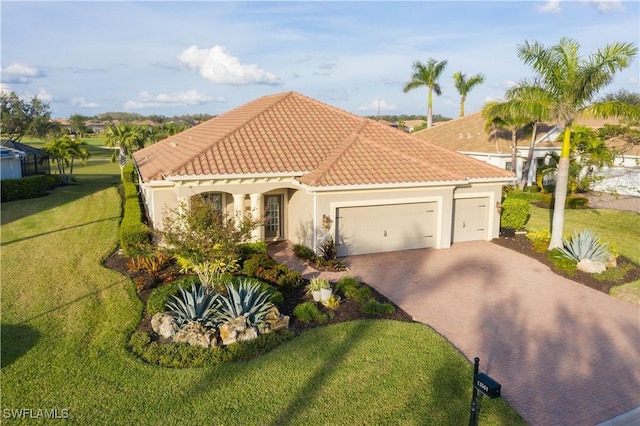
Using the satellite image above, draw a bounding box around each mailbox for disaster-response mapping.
[474,373,501,399]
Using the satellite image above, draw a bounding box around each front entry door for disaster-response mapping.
[264,194,283,239]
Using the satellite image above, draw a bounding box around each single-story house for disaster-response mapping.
[133,92,515,256]
[1,140,51,177]
[0,145,25,180]
[412,111,560,186]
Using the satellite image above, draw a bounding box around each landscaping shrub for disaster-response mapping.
[293,302,328,324]
[242,253,302,290]
[526,228,551,252]
[293,244,316,262]
[319,236,338,261]
[361,299,396,315]
[237,241,267,266]
[0,175,52,202]
[501,198,530,230]
[539,193,590,209]
[119,164,151,256]
[146,276,200,315]
[549,249,578,275]
[335,276,360,294]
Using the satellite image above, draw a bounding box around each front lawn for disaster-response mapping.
[0,160,524,424]
[525,203,640,304]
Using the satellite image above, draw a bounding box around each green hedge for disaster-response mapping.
[501,198,530,230]
[119,164,151,256]
[539,193,590,209]
[0,174,61,202]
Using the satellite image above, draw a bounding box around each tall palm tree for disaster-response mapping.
[403,58,448,128]
[511,37,638,249]
[453,72,485,117]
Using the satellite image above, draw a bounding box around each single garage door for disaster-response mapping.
[452,197,489,243]
[336,202,437,256]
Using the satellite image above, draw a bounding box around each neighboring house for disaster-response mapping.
[413,111,560,186]
[575,118,640,196]
[133,92,514,256]
[399,120,427,133]
[85,121,108,133]
[0,146,25,180]
[1,140,51,177]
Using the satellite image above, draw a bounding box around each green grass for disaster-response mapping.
[1,155,525,424]
[526,204,640,303]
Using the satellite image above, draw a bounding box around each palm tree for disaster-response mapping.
[66,137,90,181]
[482,101,530,179]
[403,58,448,128]
[453,72,485,117]
[511,37,638,249]
[105,123,140,177]
[483,84,552,189]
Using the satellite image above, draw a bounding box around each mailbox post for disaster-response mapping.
[469,357,501,426]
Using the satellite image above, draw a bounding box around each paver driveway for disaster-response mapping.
[342,241,640,426]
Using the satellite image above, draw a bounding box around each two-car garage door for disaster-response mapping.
[336,202,437,257]
[334,197,491,257]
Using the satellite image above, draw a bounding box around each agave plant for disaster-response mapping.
[555,229,610,263]
[165,284,220,328]
[214,279,274,327]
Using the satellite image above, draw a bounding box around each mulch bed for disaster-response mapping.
[102,250,415,338]
[492,232,640,294]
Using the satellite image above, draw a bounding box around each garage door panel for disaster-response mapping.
[453,198,489,243]
[336,202,436,256]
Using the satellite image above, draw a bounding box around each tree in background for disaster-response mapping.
[511,37,638,249]
[1,90,54,141]
[403,58,448,128]
[43,135,89,184]
[69,114,89,138]
[452,72,485,117]
[105,123,149,176]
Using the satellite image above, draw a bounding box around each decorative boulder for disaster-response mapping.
[605,254,617,269]
[172,322,218,348]
[577,259,607,274]
[151,313,179,338]
[219,316,258,345]
[259,307,290,334]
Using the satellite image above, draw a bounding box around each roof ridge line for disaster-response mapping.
[156,92,295,177]
[309,119,370,177]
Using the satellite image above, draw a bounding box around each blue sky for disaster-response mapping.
[2,1,639,119]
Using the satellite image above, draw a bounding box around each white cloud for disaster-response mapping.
[0,83,12,94]
[72,97,99,108]
[25,89,53,102]
[539,0,561,13]
[503,80,518,89]
[357,99,397,112]
[539,0,623,13]
[177,45,283,85]
[1,63,43,84]
[587,0,623,13]
[124,90,225,109]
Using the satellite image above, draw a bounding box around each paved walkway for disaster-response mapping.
[267,241,640,426]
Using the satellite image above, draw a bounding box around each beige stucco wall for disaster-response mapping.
[139,177,505,252]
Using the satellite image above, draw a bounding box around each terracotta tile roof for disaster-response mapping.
[413,111,558,153]
[133,92,515,186]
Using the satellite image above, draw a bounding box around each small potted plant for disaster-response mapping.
[319,279,332,302]
[306,277,324,302]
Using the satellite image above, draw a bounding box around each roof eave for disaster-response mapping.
[294,179,469,193]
